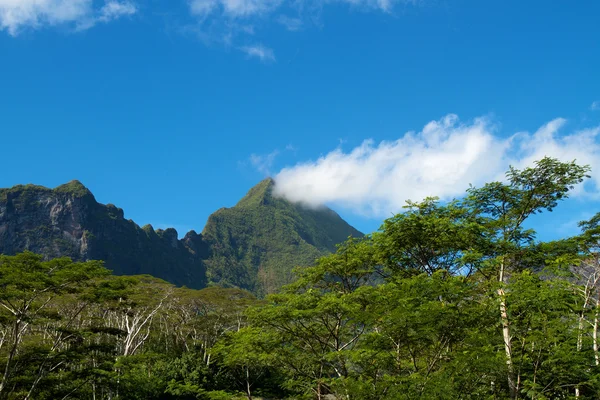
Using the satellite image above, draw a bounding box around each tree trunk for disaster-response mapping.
[595,296,600,367]
[245,366,253,400]
[498,259,517,399]
[499,289,516,398]
[576,309,587,398]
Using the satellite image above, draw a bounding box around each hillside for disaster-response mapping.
[0,181,208,288]
[202,178,362,295]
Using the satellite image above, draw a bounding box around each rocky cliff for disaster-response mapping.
[0,180,208,288]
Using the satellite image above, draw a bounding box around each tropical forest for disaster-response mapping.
[2,158,600,399]
[2,1,599,398]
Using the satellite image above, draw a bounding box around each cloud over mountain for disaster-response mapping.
[273,114,600,217]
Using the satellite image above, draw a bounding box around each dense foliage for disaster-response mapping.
[2,158,600,399]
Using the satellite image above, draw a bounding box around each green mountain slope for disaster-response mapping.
[202,178,363,295]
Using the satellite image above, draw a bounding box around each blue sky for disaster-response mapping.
[1,0,599,240]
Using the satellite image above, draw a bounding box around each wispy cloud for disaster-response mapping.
[98,1,137,23]
[249,144,298,175]
[250,150,280,175]
[240,43,276,61]
[271,114,600,217]
[188,0,419,20]
[591,101,600,111]
[186,0,419,57]
[0,0,137,35]
[189,0,282,18]
[277,15,302,31]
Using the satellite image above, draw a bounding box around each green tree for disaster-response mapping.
[463,157,590,398]
[213,327,278,400]
[247,238,378,399]
[361,271,499,399]
[0,252,109,399]
[374,197,475,277]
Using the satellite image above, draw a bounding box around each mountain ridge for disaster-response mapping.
[0,180,208,288]
[0,178,362,295]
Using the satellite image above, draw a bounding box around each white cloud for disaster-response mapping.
[0,0,136,35]
[98,1,136,22]
[0,0,90,34]
[240,43,275,61]
[591,101,600,111]
[507,119,600,196]
[272,114,600,217]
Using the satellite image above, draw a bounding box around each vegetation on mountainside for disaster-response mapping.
[53,180,95,197]
[2,158,600,399]
[1,178,361,296]
[202,178,362,295]
[0,180,93,203]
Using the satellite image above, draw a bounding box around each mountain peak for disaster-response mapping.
[236,178,275,208]
[202,178,362,295]
[53,180,94,198]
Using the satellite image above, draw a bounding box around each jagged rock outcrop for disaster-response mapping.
[0,180,208,288]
